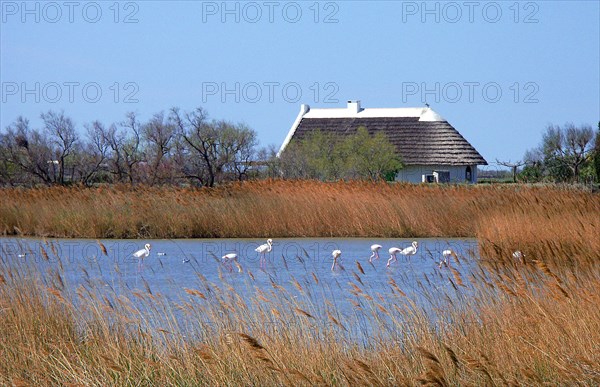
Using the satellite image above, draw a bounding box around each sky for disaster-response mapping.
[1,0,599,169]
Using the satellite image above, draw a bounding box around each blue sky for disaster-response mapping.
[1,0,599,167]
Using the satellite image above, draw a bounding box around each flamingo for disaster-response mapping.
[387,241,418,267]
[222,253,241,272]
[133,243,151,269]
[255,238,273,268]
[387,247,402,267]
[157,252,167,256]
[512,250,525,263]
[331,249,342,271]
[439,249,454,269]
[369,244,382,263]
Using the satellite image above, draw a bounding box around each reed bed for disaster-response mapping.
[1,180,598,267]
[1,240,599,386]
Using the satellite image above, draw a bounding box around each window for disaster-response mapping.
[465,166,472,182]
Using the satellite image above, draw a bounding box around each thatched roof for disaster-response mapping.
[279,102,488,166]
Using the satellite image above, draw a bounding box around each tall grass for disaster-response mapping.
[1,180,598,267]
[1,240,599,385]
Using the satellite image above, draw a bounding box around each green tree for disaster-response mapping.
[519,148,541,182]
[541,123,595,182]
[279,128,402,181]
[342,127,402,180]
[522,123,595,183]
[301,130,343,180]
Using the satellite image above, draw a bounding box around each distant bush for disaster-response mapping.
[278,127,402,181]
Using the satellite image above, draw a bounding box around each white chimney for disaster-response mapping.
[347,100,362,114]
[300,103,310,115]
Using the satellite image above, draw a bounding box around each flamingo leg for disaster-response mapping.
[260,253,266,269]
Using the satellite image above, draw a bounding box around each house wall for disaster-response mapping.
[395,165,479,184]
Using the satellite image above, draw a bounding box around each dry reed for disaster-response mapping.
[0,180,599,384]
[1,238,599,385]
[1,181,598,268]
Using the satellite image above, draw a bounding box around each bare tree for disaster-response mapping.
[41,111,79,184]
[170,107,260,186]
[142,112,177,185]
[496,159,527,183]
[0,116,56,185]
[110,112,145,184]
[216,121,258,181]
[75,120,111,185]
[100,123,127,183]
[170,107,216,186]
[542,123,595,181]
[1,107,265,187]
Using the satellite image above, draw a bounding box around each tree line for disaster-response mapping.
[0,108,401,187]
[519,123,600,184]
[0,108,273,187]
[2,109,597,187]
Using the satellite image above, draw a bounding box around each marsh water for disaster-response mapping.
[1,237,481,344]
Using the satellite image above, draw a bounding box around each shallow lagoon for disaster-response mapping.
[1,237,481,344]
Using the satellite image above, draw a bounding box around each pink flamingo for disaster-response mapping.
[133,243,151,270]
[331,249,342,271]
[369,244,382,263]
[387,241,418,267]
[439,249,454,268]
[222,253,241,272]
[255,239,273,269]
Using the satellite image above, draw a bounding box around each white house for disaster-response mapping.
[277,100,488,183]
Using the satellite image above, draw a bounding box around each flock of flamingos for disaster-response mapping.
[132,239,481,272]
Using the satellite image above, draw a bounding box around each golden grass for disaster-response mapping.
[1,180,598,267]
[1,181,599,385]
[1,242,599,385]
